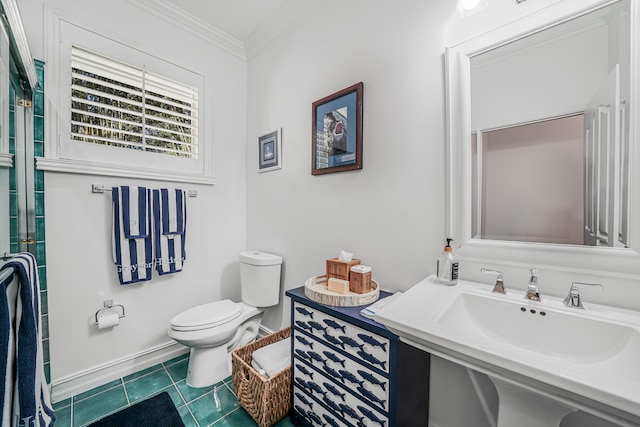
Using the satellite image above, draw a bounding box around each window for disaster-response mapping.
[71,46,198,159]
[42,19,211,183]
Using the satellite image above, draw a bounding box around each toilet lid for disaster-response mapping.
[171,299,241,331]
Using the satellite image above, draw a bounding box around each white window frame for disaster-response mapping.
[39,13,214,185]
[70,46,199,160]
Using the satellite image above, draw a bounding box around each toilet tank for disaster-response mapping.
[239,251,283,307]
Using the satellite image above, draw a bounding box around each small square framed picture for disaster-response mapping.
[258,129,282,173]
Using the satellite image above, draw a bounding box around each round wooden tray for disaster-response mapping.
[304,275,380,307]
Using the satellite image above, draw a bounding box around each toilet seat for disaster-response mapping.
[170,299,241,332]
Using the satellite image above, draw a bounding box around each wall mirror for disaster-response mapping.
[446,0,640,275]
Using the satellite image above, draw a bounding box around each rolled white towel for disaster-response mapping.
[250,360,267,378]
[251,338,291,378]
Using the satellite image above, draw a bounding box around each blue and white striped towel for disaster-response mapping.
[160,188,185,236]
[112,186,154,285]
[153,188,187,275]
[121,185,150,239]
[0,253,55,426]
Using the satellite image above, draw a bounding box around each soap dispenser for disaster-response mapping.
[436,238,459,286]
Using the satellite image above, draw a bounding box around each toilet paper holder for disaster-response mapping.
[94,300,126,325]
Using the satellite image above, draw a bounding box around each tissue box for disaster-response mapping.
[326,258,361,281]
[350,265,372,294]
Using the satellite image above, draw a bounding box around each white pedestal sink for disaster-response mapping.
[490,377,576,427]
[375,276,640,426]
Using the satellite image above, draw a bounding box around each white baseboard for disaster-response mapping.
[258,324,273,338]
[50,341,189,403]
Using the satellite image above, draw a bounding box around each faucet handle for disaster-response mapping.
[526,268,541,301]
[563,282,603,309]
[481,268,506,294]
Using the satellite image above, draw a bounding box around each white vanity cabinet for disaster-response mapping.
[286,286,430,427]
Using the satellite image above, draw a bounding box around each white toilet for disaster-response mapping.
[168,251,282,388]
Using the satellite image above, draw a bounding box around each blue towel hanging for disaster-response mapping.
[112,186,153,285]
[160,188,185,235]
[153,189,187,275]
[0,253,55,426]
[121,185,150,239]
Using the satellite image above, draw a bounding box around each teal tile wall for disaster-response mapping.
[8,84,17,254]
[8,60,50,381]
[34,60,49,381]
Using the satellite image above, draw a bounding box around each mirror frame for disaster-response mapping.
[445,0,640,278]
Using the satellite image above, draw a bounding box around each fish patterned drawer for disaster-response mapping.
[294,301,390,373]
[293,368,389,427]
[288,286,431,427]
[293,331,389,412]
[293,386,350,427]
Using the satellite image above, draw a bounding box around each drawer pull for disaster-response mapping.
[339,335,363,350]
[296,363,314,380]
[295,392,314,410]
[322,366,345,383]
[322,411,341,427]
[295,335,314,349]
[357,369,387,391]
[323,381,346,401]
[295,306,315,318]
[295,320,313,333]
[358,405,387,426]
[322,319,346,333]
[339,369,364,386]
[358,385,386,408]
[322,333,344,348]
[358,333,387,352]
[358,350,387,370]
[322,350,346,367]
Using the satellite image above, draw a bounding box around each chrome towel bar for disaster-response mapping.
[91,184,198,198]
[1,252,19,261]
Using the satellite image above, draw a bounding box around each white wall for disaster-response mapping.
[245,0,612,331]
[20,0,248,400]
[246,0,450,331]
[17,0,634,424]
[246,1,624,426]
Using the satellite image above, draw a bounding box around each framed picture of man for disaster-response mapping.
[311,82,363,175]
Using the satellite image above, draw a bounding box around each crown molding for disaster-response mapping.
[124,0,246,61]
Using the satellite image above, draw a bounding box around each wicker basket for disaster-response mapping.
[231,327,292,427]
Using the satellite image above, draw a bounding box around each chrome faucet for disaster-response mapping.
[525,269,540,301]
[481,268,505,294]
[563,282,603,309]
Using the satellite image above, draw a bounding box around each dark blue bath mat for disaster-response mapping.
[89,391,184,427]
